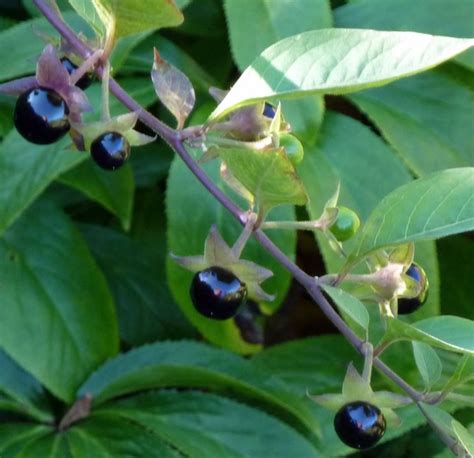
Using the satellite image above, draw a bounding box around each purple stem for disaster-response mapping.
[33,0,450,440]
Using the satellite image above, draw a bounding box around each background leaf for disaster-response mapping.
[210,29,474,119]
[0,200,118,402]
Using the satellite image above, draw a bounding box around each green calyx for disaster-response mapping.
[330,206,361,242]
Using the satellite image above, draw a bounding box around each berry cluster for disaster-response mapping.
[12,50,131,171]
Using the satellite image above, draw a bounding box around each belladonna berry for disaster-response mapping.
[334,401,386,450]
[190,266,247,320]
[398,263,429,315]
[330,207,361,242]
[14,87,70,144]
[279,133,304,166]
[61,57,94,90]
[90,132,131,171]
[263,102,276,118]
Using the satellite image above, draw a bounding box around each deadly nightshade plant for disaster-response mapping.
[0,1,473,456]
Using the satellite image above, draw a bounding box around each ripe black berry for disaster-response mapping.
[398,263,429,315]
[263,102,276,118]
[90,132,131,171]
[14,87,70,145]
[190,266,247,320]
[61,57,94,90]
[334,401,386,450]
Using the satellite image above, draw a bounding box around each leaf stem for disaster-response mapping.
[231,213,258,259]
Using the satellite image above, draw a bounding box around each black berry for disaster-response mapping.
[90,132,131,171]
[61,57,94,90]
[14,87,70,145]
[334,401,386,450]
[263,102,276,118]
[398,263,429,315]
[190,266,247,320]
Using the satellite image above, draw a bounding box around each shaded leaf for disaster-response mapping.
[210,29,474,120]
[412,341,442,390]
[152,48,195,129]
[0,201,118,402]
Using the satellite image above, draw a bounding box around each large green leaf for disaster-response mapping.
[0,201,118,402]
[0,12,90,82]
[80,224,194,346]
[166,151,295,353]
[59,161,135,231]
[412,341,442,390]
[350,64,474,177]
[218,146,308,213]
[0,424,51,457]
[224,0,332,70]
[95,391,320,457]
[16,434,71,458]
[353,168,474,260]
[210,29,474,120]
[382,316,474,355]
[69,0,184,39]
[0,132,83,236]
[0,350,52,422]
[334,0,474,70]
[78,340,320,437]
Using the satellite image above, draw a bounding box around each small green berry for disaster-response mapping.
[330,207,360,242]
[279,133,304,166]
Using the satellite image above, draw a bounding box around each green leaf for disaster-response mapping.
[218,145,308,213]
[77,0,184,39]
[224,0,332,70]
[442,355,474,394]
[95,391,320,457]
[353,168,474,260]
[0,349,52,422]
[16,434,73,458]
[0,12,91,82]
[66,415,182,457]
[80,224,195,345]
[166,152,295,353]
[209,29,474,120]
[0,424,51,457]
[320,285,369,338]
[452,420,474,456]
[78,340,320,438]
[350,64,474,177]
[0,201,118,402]
[382,316,474,355]
[59,161,135,231]
[334,0,474,70]
[0,132,83,236]
[412,342,442,390]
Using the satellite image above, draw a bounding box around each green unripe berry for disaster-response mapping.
[330,207,360,242]
[279,133,304,166]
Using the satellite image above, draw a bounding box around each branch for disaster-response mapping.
[33,0,439,433]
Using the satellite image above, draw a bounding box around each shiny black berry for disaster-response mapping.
[14,87,70,145]
[263,102,276,118]
[190,266,247,320]
[61,57,94,90]
[90,132,131,171]
[398,263,429,315]
[334,401,386,450]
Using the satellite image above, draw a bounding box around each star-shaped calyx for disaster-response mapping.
[310,363,411,427]
[171,225,275,303]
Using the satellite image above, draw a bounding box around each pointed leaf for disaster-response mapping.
[321,284,369,338]
[78,340,320,437]
[152,48,195,129]
[382,316,474,355]
[218,146,308,213]
[95,391,320,457]
[210,29,474,120]
[353,168,474,261]
[412,341,442,389]
[0,201,118,402]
